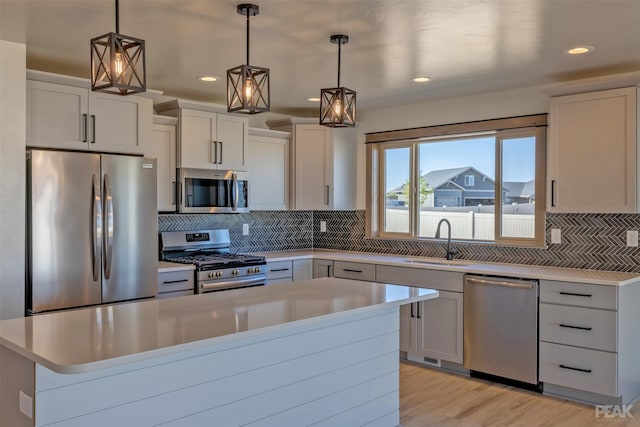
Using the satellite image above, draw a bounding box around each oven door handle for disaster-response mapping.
[200,276,265,292]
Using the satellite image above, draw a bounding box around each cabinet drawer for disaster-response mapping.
[376,265,463,292]
[266,261,293,280]
[540,280,617,310]
[333,261,376,281]
[540,303,617,352]
[157,270,194,293]
[540,342,617,397]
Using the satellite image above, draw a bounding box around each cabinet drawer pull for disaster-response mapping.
[343,268,363,273]
[559,291,592,298]
[551,180,556,207]
[416,302,421,319]
[270,268,290,272]
[559,323,592,331]
[410,303,415,318]
[559,364,592,374]
[91,115,96,143]
[162,279,190,284]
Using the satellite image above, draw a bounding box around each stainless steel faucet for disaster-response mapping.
[435,218,458,260]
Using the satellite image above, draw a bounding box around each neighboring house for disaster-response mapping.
[503,179,536,204]
[388,166,507,207]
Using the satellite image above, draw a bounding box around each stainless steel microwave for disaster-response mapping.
[178,168,249,213]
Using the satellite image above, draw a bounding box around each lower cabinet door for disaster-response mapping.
[418,290,463,364]
[540,341,617,396]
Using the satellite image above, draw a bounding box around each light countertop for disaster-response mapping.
[0,278,437,374]
[259,249,640,286]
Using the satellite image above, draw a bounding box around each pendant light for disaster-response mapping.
[90,0,146,95]
[320,34,356,127]
[227,3,270,114]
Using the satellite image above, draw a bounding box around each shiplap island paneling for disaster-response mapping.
[0,278,437,427]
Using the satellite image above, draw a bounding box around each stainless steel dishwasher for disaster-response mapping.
[463,274,541,390]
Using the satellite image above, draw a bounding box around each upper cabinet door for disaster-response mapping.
[27,80,89,150]
[295,124,331,210]
[247,132,289,210]
[27,78,150,155]
[179,109,217,169]
[148,122,177,212]
[548,87,638,213]
[90,92,150,155]
[216,114,248,171]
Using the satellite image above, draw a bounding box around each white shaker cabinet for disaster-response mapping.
[247,128,290,210]
[266,119,356,210]
[313,259,334,278]
[26,76,151,155]
[548,87,639,212]
[155,100,248,171]
[376,265,464,365]
[147,116,177,212]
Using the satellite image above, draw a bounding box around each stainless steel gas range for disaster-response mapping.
[160,229,266,293]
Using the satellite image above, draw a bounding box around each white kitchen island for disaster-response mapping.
[0,278,437,427]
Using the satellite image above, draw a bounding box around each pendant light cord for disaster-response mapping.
[337,41,341,87]
[115,0,119,33]
[246,9,250,65]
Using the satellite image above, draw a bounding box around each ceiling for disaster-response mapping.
[2,0,640,116]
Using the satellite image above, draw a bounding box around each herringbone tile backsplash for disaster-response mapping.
[159,211,640,272]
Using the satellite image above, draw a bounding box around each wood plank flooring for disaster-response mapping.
[400,362,640,426]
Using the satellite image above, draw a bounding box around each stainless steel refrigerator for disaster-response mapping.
[26,149,158,314]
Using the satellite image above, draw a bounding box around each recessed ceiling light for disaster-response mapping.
[412,77,431,83]
[564,46,594,55]
[198,76,218,82]
[307,97,321,102]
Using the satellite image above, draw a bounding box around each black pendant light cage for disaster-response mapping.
[320,34,356,127]
[90,0,146,95]
[227,4,270,114]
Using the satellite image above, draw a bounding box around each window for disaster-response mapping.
[368,115,546,247]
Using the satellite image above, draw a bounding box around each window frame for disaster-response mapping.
[366,116,547,247]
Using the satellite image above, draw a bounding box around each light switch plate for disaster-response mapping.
[627,230,638,247]
[242,224,249,236]
[320,221,327,232]
[551,228,561,244]
[19,391,32,419]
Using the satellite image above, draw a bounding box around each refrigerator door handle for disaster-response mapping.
[92,174,102,282]
[103,174,114,280]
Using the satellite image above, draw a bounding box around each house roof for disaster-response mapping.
[422,167,493,190]
[504,179,536,198]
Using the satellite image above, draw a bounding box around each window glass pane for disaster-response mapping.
[384,147,410,233]
[501,136,536,238]
[417,137,495,240]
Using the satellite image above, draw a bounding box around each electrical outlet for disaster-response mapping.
[320,221,327,232]
[242,223,249,236]
[627,230,638,247]
[19,391,32,419]
[551,228,561,244]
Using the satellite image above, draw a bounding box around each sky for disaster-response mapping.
[385,136,536,190]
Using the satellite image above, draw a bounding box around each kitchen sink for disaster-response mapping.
[397,258,474,268]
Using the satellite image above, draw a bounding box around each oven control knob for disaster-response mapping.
[248,268,253,273]
[216,271,223,277]
[256,267,261,273]
[232,269,239,275]
[208,272,214,278]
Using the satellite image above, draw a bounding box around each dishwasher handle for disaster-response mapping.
[465,276,535,289]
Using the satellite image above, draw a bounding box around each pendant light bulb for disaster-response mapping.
[244,78,253,100]
[114,52,124,76]
[333,99,342,116]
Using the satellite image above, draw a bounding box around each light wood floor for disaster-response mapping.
[400,362,640,427]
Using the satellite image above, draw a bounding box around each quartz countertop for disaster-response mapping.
[158,261,195,273]
[258,249,640,286]
[0,278,437,374]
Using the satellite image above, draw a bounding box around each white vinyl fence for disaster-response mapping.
[385,209,535,240]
